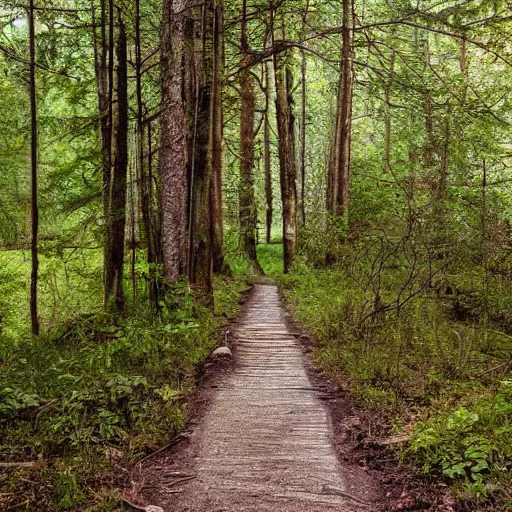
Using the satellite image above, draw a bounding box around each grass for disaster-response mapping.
[257,243,284,277]
[0,248,251,511]
[0,248,103,352]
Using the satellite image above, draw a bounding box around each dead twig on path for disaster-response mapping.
[167,475,196,487]
[134,433,190,467]
[322,485,371,505]
[159,487,183,494]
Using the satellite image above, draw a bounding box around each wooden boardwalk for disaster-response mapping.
[150,284,371,511]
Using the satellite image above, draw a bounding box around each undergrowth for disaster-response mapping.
[260,236,512,511]
[0,249,250,511]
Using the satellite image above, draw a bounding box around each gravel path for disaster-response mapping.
[136,284,374,511]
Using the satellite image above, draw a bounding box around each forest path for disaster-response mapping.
[136,284,375,511]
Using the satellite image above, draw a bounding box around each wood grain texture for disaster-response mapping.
[157,284,370,511]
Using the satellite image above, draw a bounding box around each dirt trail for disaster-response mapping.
[133,284,378,511]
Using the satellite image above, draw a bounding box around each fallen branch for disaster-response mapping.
[157,486,183,494]
[475,360,512,378]
[378,435,411,446]
[321,484,370,505]
[0,462,36,468]
[135,433,190,467]
[167,475,196,487]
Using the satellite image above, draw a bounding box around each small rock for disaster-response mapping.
[211,346,232,358]
[145,506,164,512]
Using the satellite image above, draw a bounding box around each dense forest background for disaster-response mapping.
[1,0,512,510]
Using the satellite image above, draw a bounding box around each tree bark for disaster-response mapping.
[160,0,189,282]
[299,49,306,227]
[104,13,128,311]
[147,120,162,264]
[211,1,227,274]
[263,61,273,245]
[28,0,39,335]
[103,0,115,300]
[135,0,159,308]
[272,14,298,274]
[188,0,215,307]
[239,0,263,273]
[327,0,354,218]
[92,0,115,308]
[129,130,136,302]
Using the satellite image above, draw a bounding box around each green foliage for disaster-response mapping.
[0,249,103,352]
[1,0,512,511]
[407,381,512,495]
[271,236,512,504]
[0,58,29,247]
[0,260,27,352]
[0,387,39,417]
[213,273,251,318]
[298,214,349,267]
[52,472,84,509]
[257,243,284,277]
[0,258,247,510]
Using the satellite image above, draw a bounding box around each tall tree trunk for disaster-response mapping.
[298,0,309,227]
[135,0,158,307]
[28,0,39,335]
[274,52,298,273]
[211,1,227,274]
[103,0,115,301]
[327,0,354,218]
[263,61,273,245]
[299,49,307,227]
[239,0,263,273]
[104,13,128,311]
[147,120,162,264]
[129,129,137,303]
[271,3,298,273]
[92,0,115,308]
[188,0,214,307]
[239,67,263,273]
[160,0,189,282]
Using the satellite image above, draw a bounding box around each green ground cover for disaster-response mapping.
[0,249,250,510]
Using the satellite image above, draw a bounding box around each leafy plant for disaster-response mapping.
[0,387,40,417]
[51,472,84,509]
[406,382,512,494]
